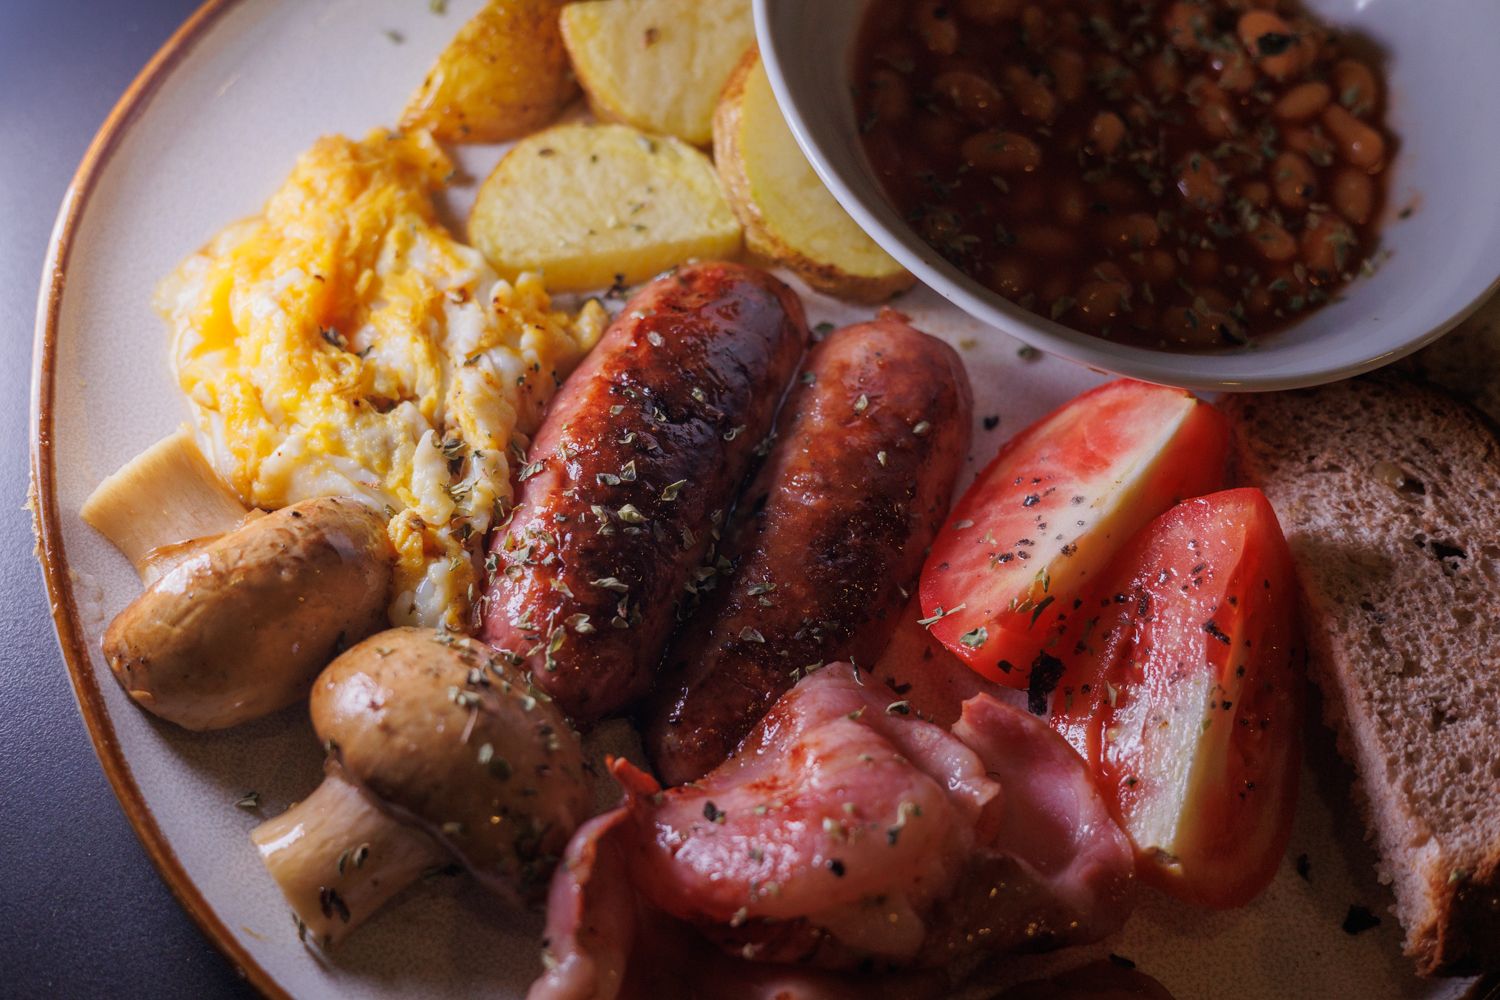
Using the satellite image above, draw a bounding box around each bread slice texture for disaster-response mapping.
[1223,374,1500,976]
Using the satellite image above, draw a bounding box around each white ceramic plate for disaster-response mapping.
[28,1,1490,997]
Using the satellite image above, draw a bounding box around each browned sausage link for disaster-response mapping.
[479,263,809,722]
[643,311,974,784]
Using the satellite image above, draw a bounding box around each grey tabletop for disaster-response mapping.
[1,2,257,997]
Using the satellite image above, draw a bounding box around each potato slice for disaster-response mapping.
[468,122,742,292]
[560,0,754,146]
[715,49,914,303]
[401,0,576,143]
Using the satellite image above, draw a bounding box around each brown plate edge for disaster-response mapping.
[21,1,1500,998]
[26,1,291,997]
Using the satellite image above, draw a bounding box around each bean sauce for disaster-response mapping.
[855,0,1394,350]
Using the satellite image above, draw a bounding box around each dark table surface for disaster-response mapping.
[1,2,257,997]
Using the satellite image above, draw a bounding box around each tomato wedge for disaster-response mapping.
[1049,488,1303,908]
[919,379,1228,691]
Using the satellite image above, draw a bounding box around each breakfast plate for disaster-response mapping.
[28,1,1496,997]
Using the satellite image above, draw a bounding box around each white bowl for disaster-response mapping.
[754,0,1500,391]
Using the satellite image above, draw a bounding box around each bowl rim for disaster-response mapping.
[751,0,1500,392]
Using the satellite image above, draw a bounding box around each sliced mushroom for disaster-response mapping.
[252,627,590,947]
[102,496,394,730]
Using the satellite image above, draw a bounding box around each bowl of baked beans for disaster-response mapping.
[754,0,1500,390]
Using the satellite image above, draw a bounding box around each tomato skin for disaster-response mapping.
[1050,488,1303,909]
[920,379,1229,690]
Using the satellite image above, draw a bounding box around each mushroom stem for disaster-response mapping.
[81,427,254,583]
[251,771,446,948]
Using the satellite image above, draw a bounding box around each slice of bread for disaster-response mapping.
[1222,374,1500,976]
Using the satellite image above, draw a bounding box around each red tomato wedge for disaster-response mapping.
[1049,488,1303,909]
[919,379,1228,692]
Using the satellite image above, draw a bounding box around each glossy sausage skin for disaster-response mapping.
[479,262,809,722]
[644,311,973,784]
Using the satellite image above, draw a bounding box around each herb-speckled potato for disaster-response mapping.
[714,48,914,303]
[560,0,755,146]
[468,122,741,291]
[401,0,576,144]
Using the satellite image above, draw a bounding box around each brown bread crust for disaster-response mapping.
[1223,373,1500,976]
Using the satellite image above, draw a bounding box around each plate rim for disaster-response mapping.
[23,2,1500,998]
[26,0,289,996]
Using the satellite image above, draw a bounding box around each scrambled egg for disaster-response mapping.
[158,130,606,629]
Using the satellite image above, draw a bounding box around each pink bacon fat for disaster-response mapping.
[532,665,1136,999]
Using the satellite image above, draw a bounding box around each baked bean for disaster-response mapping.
[961,130,1042,172]
[1272,151,1317,210]
[1216,50,1257,94]
[1092,261,1129,284]
[1177,151,1224,210]
[1331,168,1375,225]
[1334,58,1379,116]
[933,71,1007,125]
[1283,126,1336,167]
[1238,10,1305,79]
[1017,224,1077,257]
[1055,182,1089,226]
[1020,6,1055,50]
[1239,180,1271,209]
[1004,66,1058,122]
[1165,2,1211,52]
[867,69,912,126]
[1322,104,1386,172]
[1274,82,1332,123]
[1089,54,1138,97]
[1187,76,1237,138]
[1100,212,1161,249]
[1076,279,1129,326]
[988,256,1033,297]
[1088,111,1127,155]
[1247,219,1297,262]
[958,0,1024,25]
[915,1,959,55]
[1244,286,1274,316]
[1301,214,1357,278]
[1137,249,1178,284]
[1145,50,1183,95]
[1048,48,1088,102]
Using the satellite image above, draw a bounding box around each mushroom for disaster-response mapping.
[87,429,395,730]
[81,427,258,584]
[101,495,394,730]
[252,627,590,947]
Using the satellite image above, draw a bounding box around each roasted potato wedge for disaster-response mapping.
[401,0,576,143]
[714,49,914,303]
[560,0,754,146]
[468,122,742,292]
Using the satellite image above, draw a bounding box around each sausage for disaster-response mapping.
[643,311,973,784]
[479,262,809,722]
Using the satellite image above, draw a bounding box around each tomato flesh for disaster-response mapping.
[1050,488,1303,908]
[920,379,1228,689]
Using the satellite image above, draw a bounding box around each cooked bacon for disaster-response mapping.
[925,694,1136,962]
[532,665,1135,998]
